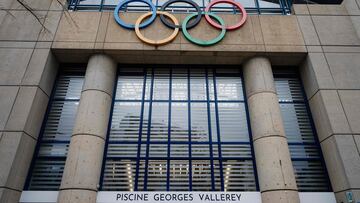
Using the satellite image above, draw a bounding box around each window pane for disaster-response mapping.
[171,144,188,157]
[116,76,144,100]
[190,69,207,100]
[147,160,167,191]
[78,0,101,5]
[171,103,188,142]
[258,0,281,8]
[172,69,188,100]
[192,161,212,191]
[110,102,142,142]
[215,77,244,101]
[43,101,79,142]
[54,75,83,100]
[280,103,315,143]
[104,0,118,5]
[191,103,209,142]
[28,159,65,190]
[153,69,170,100]
[149,144,168,157]
[218,103,249,142]
[107,143,139,158]
[150,102,169,142]
[102,160,137,191]
[293,161,330,192]
[223,160,256,191]
[169,160,189,191]
[221,144,252,158]
[275,78,304,102]
[192,144,210,158]
[235,0,256,8]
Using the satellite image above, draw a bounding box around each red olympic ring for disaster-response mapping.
[204,0,247,31]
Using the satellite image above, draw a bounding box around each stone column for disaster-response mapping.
[58,54,116,203]
[243,57,300,203]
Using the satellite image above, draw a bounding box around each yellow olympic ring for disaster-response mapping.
[134,11,179,46]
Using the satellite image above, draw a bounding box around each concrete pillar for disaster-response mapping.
[243,57,300,203]
[57,54,116,203]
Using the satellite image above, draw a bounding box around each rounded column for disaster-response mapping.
[243,57,300,203]
[58,54,117,203]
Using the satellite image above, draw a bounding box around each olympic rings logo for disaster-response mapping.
[114,0,247,46]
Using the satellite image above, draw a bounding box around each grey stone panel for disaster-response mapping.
[54,11,101,43]
[309,90,351,142]
[292,5,309,15]
[312,16,360,46]
[21,49,59,96]
[0,132,36,191]
[0,86,19,131]
[338,90,360,134]
[308,5,348,15]
[296,16,320,46]
[335,189,360,203]
[321,134,360,192]
[325,53,360,90]
[0,10,46,41]
[38,11,63,42]
[0,187,21,203]
[4,87,49,139]
[10,0,53,10]
[0,48,33,86]
[300,53,335,100]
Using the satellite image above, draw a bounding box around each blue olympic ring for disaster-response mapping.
[114,0,157,29]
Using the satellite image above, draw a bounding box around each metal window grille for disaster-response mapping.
[68,0,291,14]
[101,67,259,191]
[25,69,85,190]
[274,69,331,192]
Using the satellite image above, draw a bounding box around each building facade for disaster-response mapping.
[0,0,360,202]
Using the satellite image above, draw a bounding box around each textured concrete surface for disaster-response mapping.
[244,57,299,203]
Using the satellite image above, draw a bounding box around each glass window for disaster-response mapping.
[101,67,257,191]
[69,0,291,14]
[274,70,331,192]
[26,69,85,190]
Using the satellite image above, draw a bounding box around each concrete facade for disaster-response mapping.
[0,0,359,202]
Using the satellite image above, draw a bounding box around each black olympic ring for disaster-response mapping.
[159,0,202,30]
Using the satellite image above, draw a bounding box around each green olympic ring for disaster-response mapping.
[182,12,226,46]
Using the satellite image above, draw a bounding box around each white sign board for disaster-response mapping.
[20,191,336,203]
[97,192,261,203]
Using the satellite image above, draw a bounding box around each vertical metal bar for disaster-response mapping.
[134,68,148,191]
[100,0,105,11]
[74,0,81,10]
[212,69,224,191]
[99,68,119,190]
[205,69,215,191]
[254,0,261,14]
[143,68,155,190]
[167,68,172,191]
